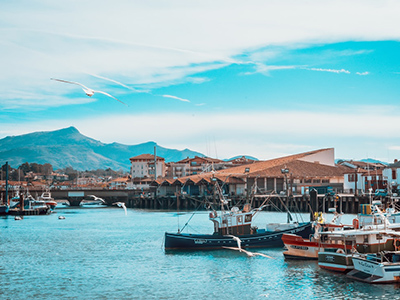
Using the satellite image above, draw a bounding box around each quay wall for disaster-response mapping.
[0,189,387,214]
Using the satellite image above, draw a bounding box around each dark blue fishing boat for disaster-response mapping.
[164,197,313,251]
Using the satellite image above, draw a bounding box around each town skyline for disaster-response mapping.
[1,1,400,163]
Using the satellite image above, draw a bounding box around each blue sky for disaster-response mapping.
[1,1,400,162]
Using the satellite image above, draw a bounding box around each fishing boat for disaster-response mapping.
[348,249,400,283]
[282,208,352,260]
[164,182,313,251]
[9,194,51,215]
[318,204,400,273]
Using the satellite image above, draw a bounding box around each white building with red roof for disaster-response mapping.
[129,154,166,179]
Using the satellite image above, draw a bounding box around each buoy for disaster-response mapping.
[14,216,22,220]
[58,216,65,220]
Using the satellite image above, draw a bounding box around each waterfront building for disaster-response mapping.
[166,156,230,178]
[153,148,347,197]
[382,159,400,194]
[130,154,166,179]
[340,160,387,195]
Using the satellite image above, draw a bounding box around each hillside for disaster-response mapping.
[0,127,205,171]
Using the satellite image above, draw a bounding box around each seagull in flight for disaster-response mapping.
[113,202,127,215]
[223,235,274,258]
[51,78,127,106]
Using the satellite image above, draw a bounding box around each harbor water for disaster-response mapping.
[1,208,400,299]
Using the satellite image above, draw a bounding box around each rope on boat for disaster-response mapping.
[179,201,204,233]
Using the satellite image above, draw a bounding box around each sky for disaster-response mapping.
[1,1,400,163]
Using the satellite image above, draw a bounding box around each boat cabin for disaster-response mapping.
[209,205,254,235]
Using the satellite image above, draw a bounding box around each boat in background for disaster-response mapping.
[79,195,107,207]
[55,199,71,208]
[38,188,57,210]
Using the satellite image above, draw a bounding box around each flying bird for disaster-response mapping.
[223,235,274,258]
[226,234,242,250]
[50,78,127,106]
[113,202,127,215]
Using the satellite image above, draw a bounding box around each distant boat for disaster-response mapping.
[9,194,51,215]
[38,189,57,210]
[79,195,107,207]
[55,199,71,208]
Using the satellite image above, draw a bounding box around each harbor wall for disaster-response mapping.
[0,189,387,214]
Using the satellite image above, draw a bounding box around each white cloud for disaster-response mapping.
[162,95,190,103]
[307,68,350,74]
[1,1,400,108]
[356,71,370,75]
[244,63,296,75]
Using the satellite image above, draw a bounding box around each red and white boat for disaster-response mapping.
[282,209,352,260]
[38,189,57,210]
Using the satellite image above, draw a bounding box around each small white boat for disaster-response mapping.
[55,199,70,208]
[79,195,107,207]
[348,251,400,283]
[38,189,57,210]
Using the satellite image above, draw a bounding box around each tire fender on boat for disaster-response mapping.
[394,239,400,251]
[336,248,345,254]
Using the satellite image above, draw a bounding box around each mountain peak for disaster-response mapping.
[58,126,80,134]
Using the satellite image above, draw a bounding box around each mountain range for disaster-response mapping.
[0,127,206,171]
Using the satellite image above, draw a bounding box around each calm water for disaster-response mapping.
[1,208,400,300]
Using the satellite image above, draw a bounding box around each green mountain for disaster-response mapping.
[0,126,205,171]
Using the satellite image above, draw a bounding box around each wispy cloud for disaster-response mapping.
[306,68,350,74]
[356,71,369,76]
[244,63,296,75]
[88,73,143,92]
[162,95,190,103]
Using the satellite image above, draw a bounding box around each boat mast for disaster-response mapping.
[5,162,9,205]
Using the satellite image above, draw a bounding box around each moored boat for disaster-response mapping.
[347,250,400,283]
[164,185,313,251]
[282,208,352,260]
[38,189,57,210]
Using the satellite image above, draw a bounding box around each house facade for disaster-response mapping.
[340,160,387,195]
[382,160,400,194]
[130,154,166,179]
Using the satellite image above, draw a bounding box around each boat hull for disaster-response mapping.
[318,251,354,272]
[0,205,10,216]
[165,222,312,251]
[347,255,400,284]
[282,234,319,260]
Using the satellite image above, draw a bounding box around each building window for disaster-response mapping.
[348,174,355,182]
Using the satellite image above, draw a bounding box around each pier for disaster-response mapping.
[0,188,391,214]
